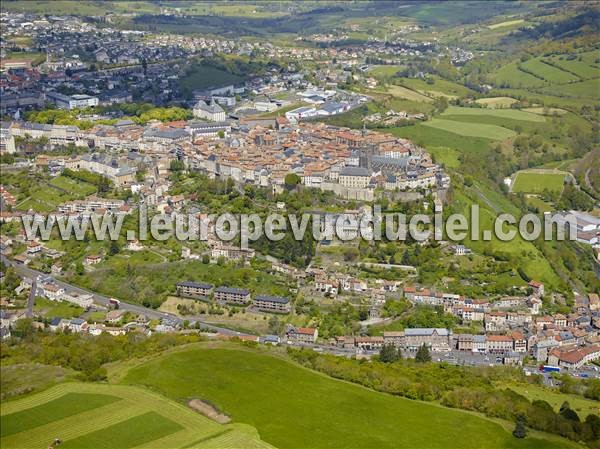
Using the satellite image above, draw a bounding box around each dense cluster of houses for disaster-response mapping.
[1,118,448,205]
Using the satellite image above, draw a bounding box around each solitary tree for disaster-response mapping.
[415,343,431,363]
[284,173,301,188]
[512,415,527,439]
[379,344,401,363]
[560,401,580,422]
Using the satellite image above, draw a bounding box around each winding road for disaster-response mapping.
[1,255,248,337]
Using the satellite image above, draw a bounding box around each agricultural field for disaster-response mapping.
[386,85,433,103]
[397,77,476,98]
[493,62,547,89]
[511,171,566,194]
[441,106,545,122]
[543,56,599,80]
[542,78,600,100]
[0,382,271,449]
[489,88,597,110]
[475,97,518,108]
[522,107,567,116]
[2,1,161,15]
[422,118,516,140]
[389,124,494,157]
[122,346,578,449]
[488,19,525,29]
[519,58,579,84]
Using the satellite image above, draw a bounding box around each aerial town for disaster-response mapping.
[0,3,599,449]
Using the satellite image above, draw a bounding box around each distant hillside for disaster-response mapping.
[509,8,600,41]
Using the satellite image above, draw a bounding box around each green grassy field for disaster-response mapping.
[49,176,97,196]
[501,383,600,418]
[179,65,244,97]
[422,118,516,140]
[488,19,525,29]
[0,383,271,449]
[543,56,599,79]
[451,187,560,286]
[1,393,121,437]
[494,62,547,88]
[0,364,74,401]
[520,59,579,84]
[13,174,97,213]
[386,85,434,103]
[522,107,567,116]
[475,97,519,108]
[525,196,553,213]
[122,346,579,449]
[2,1,161,15]
[512,172,566,194]
[60,412,183,449]
[370,65,404,78]
[34,297,84,319]
[389,124,494,156]
[542,78,600,100]
[398,77,475,98]
[442,106,545,122]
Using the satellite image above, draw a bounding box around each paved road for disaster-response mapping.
[26,279,36,318]
[1,256,247,337]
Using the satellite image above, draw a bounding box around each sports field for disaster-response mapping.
[122,347,579,449]
[512,172,566,194]
[0,383,272,449]
[370,65,404,78]
[422,118,516,140]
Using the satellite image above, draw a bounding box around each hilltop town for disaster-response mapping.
[1,3,599,449]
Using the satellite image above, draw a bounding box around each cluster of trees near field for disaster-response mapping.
[25,103,193,129]
[288,348,600,447]
[1,321,206,381]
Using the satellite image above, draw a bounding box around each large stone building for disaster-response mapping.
[338,166,370,189]
[404,328,452,352]
[193,100,226,122]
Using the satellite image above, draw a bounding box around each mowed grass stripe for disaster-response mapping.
[60,412,183,449]
[194,428,275,449]
[422,118,516,140]
[1,400,145,449]
[0,382,270,449]
[0,393,121,437]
